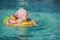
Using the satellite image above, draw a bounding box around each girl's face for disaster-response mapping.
[10,16,16,20]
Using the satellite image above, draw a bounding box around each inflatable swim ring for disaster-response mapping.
[20,21,33,26]
[3,16,10,24]
[3,16,33,26]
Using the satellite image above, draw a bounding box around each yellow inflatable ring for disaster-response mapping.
[20,21,33,26]
[3,16,33,26]
[3,16,10,24]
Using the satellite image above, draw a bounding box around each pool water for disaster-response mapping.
[0,9,60,40]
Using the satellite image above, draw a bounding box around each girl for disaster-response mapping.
[6,8,38,26]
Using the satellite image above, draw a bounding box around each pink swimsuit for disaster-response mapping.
[15,8,27,20]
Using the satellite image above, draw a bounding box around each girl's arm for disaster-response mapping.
[31,20,38,26]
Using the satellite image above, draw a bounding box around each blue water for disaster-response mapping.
[0,9,60,40]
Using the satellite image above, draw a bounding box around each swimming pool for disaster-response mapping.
[0,8,60,40]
